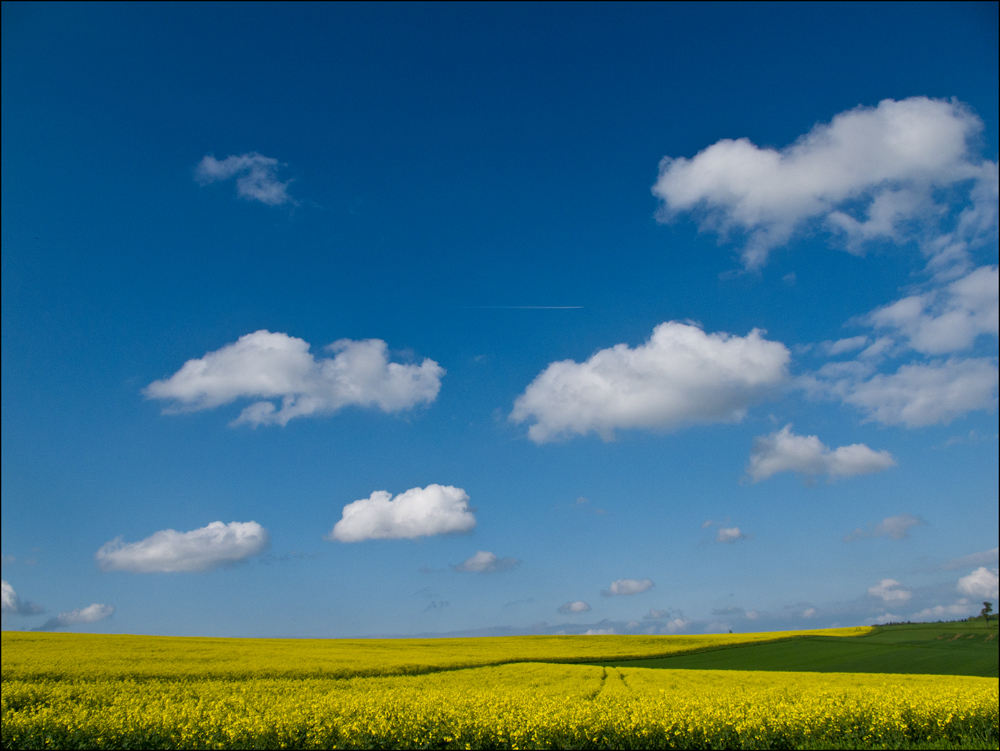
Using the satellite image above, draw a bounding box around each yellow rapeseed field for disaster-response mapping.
[2,630,997,750]
[1,628,868,680]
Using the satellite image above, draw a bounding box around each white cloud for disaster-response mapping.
[584,628,616,635]
[824,336,870,356]
[329,485,475,543]
[866,266,999,355]
[1,580,43,616]
[910,602,975,621]
[943,548,999,570]
[644,609,671,619]
[845,514,925,542]
[868,612,901,625]
[558,601,592,614]
[858,337,896,360]
[802,266,998,429]
[662,617,691,633]
[806,357,999,428]
[868,579,913,604]
[601,578,654,597]
[511,322,789,442]
[716,527,748,543]
[746,424,896,483]
[96,521,269,573]
[957,567,999,599]
[652,97,996,269]
[745,610,759,620]
[843,358,998,427]
[145,331,445,427]
[452,551,520,574]
[801,608,817,618]
[33,603,114,632]
[195,152,295,206]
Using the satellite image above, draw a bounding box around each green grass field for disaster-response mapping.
[594,619,999,676]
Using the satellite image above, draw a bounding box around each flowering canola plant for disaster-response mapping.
[1,629,870,681]
[2,631,996,749]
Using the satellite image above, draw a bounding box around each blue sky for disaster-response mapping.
[2,2,998,638]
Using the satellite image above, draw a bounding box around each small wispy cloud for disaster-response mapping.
[909,600,975,621]
[195,152,296,206]
[452,551,521,574]
[820,336,870,356]
[868,612,901,625]
[1,554,37,566]
[716,527,749,544]
[503,598,534,609]
[942,547,999,570]
[844,514,924,542]
[601,579,654,597]
[574,497,606,515]
[557,600,592,614]
[868,579,912,604]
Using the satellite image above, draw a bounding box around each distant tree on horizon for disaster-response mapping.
[981,602,993,624]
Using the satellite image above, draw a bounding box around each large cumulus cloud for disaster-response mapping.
[146,331,445,426]
[653,97,997,269]
[511,322,789,443]
[329,485,476,542]
[96,521,269,573]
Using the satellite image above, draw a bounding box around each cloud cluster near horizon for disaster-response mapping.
[329,485,475,542]
[195,152,295,206]
[746,424,895,482]
[96,521,269,573]
[511,322,788,442]
[32,603,115,632]
[653,97,998,270]
[4,579,113,632]
[146,331,444,427]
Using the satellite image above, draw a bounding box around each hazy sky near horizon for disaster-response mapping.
[2,2,998,638]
